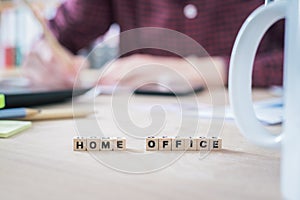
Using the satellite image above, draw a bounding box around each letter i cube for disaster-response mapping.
[185,137,197,151]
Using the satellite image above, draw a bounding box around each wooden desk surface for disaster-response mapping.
[0,88,281,200]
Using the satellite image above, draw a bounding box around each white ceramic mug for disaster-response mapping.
[229,0,300,199]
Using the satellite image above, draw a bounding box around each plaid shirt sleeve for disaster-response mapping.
[48,0,114,54]
[252,49,283,87]
[224,21,284,87]
[49,0,284,88]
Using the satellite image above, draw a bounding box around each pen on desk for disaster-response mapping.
[0,108,40,119]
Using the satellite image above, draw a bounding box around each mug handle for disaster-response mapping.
[229,1,286,148]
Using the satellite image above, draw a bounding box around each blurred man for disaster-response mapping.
[24,0,283,88]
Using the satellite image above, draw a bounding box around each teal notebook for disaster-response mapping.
[0,121,32,138]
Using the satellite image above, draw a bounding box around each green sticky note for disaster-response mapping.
[0,94,5,109]
[0,121,32,138]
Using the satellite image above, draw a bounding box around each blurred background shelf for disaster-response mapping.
[0,0,62,70]
[0,0,60,11]
[0,0,120,72]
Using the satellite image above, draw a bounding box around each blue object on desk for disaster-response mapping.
[0,108,39,119]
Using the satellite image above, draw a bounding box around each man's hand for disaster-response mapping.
[99,54,226,89]
[22,3,88,89]
[22,38,87,89]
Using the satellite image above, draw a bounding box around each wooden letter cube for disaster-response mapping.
[86,136,101,151]
[171,137,186,151]
[100,137,113,151]
[185,137,197,151]
[196,137,209,151]
[73,136,87,151]
[159,136,172,151]
[146,137,159,151]
[209,137,222,150]
[114,137,126,151]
